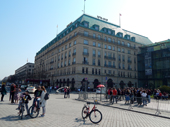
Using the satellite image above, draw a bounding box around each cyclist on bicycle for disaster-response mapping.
[16,90,31,117]
[31,86,42,114]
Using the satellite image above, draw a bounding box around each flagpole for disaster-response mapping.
[84,0,85,14]
[119,14,121,28]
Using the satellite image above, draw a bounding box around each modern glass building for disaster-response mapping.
[138,39,170,89]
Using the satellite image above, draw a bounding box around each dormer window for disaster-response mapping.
[104,29,107,32]
[108,30,111,34]
[75,24,78,27]
[119,33,122,37]
[112,31,115,35]
[67,30,69,34]
[63,33,65,36]
[71,27,73,31]
[127,36,130,39]
[84,22,88,27]
[95,26,99,30]
[131,37,135,41]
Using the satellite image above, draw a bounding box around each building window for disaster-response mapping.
[113,39,115,43]
[74,32,77,36]
[70,27,73,31]
[84,31,88,36]
[105,37,107,41]
[65,52,67,58]
[98,59,100,66]
[95,69,97,75]
[93,34,96,38]
[127,36,130,39]
[86,68,88,74]
[69,43,71,47]
[98,43,101,47]
[108,45,111,50]
[104,29,107,32]
[58,63,60,68]
[108,30,111,34]
[98,35,101,39]
[112,46,115,51]
[69,51,71,57]
[122,63,125,69]
[65,45,67,50]
[108,52,112,57]
[59,49,61,52]
[73,49,76,53]
[104,52,107,57]
[84,40,89,45]
[118,40,120,45]
[108,38,111,42]
[84,22,88,27]
[119,63,121,69]
[74,40,76,45]
[75,24,78,27]
[122,41,124,45]
[119,33,122,37]
[122,48,124,53]
[127,43,131,47]
[93,59,95,65]
[83,48,88,54]
[82,67,84,73]
[105,70,106,74]
[95,26,99,30]
[113,62,115,67]
[128,50,131,54]
[108,61,111,66]
[93,42,96,46]
[118,48,121,52]
[64,61,66,66]
[73,58,76,62]
[104,44,107,49]
[99,69,100,75]
[108,70,111,74]
[98,51,101,57]
[92,68,94,74]
[68,59,70,65]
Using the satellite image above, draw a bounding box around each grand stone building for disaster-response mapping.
[15,62,34,84]
[34,14,152,89]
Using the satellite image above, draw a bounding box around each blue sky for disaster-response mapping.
[0,0,169,80]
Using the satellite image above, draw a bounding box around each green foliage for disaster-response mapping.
[158,85,170,94]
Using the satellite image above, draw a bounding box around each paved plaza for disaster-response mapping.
[0,93,170,127]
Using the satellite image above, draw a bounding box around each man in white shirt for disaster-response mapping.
[141,91,147,106]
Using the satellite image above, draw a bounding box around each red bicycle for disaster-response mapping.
[81,98,102,124]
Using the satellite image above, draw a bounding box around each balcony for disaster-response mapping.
[50,61,54,64]
[49,68,53,70]
[127,60,132,63]
[83,52,89,56]
[72,52,76,56]
[82,61,89,65]
[72,62,76,65]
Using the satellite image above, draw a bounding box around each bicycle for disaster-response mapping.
[18,96,27,119]
[29,97,40,118]
[81,98,102,124]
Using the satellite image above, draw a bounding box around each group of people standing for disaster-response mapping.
[9,83,21,103]
[107,87,153,106]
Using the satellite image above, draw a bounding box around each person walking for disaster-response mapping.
[112,87,117,104]
[49,86,52,93]
[14,85,21,104]
[40,86,47,117]
[11,84,15,103]
[141,90,147,106]
[1,84,7,101]
[67,87,70,98]
[64,87,67,98]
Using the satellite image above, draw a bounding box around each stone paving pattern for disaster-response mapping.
[0,93,170,127]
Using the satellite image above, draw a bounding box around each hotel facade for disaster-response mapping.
[34,14,152,89]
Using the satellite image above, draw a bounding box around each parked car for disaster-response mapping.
[56,87,64,93]
[20,85,27,90]
[26,86,36,93]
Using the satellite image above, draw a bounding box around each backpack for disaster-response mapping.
[44,92,49,100]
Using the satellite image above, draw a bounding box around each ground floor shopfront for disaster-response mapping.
[49,74,138,90]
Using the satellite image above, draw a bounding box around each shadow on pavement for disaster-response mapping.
[75,117,93,126]
[0,115,30,121]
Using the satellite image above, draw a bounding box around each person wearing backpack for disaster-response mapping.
[40,86,47,117]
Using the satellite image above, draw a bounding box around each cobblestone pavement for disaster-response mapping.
[0,93,170,127]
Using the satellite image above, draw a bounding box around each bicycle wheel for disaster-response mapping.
[29,106,39,118]
[82,106,88,119]
[89,109,102,124]
[19,106,24,120]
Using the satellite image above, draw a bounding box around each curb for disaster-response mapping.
[75,99,170,119]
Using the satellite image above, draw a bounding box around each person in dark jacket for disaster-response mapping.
[16,90,32,117]
[31,86,42,114]
[1,84,7,101]
[10,84,15,103]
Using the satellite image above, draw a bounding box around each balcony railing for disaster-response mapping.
[127,60,132,63]
[72,52,76,56]
[83,52,89,56]
[82,61,89,65]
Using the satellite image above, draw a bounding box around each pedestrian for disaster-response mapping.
[125,89,130,104]
[109,88,113,103]
[1,84,7,101]
[147,89,151,103]
[14,85,21,104]
[64,87,67,98]
[11,83,15,103]
[137,90,142,106]
[107,87,111,101]
[112,87,117,104]
[141,90,147,106]
[49,86,52,93]
[40,86,47,117]
[67,87,70,98]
